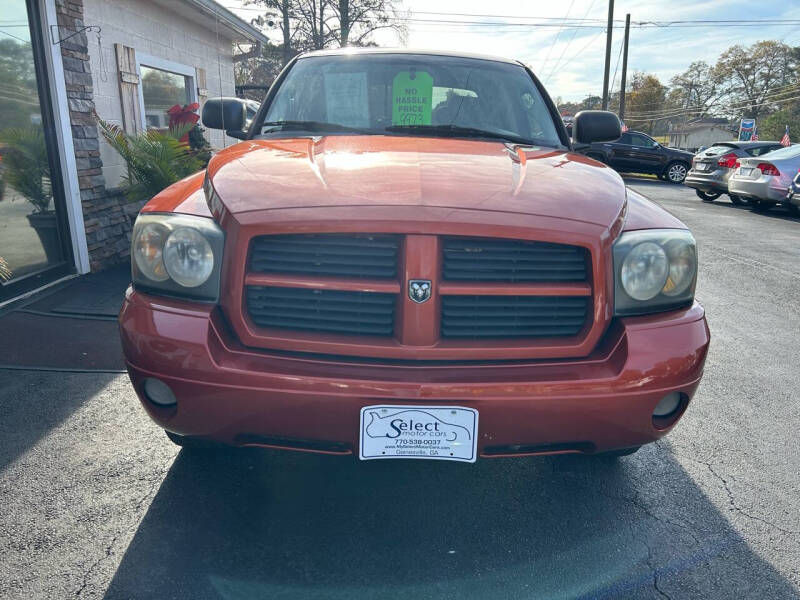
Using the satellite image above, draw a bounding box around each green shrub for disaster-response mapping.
[98,119,203,203]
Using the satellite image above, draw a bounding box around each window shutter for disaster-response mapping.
[114,44,142,133]
[196,68,208,99]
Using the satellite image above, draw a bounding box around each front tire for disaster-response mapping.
[787,203,800,217]
[695,189,721,202]
[665,161,689,184]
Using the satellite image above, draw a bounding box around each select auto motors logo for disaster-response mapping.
[365,409,471,442]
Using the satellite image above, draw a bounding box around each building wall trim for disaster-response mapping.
[40,0,91,274]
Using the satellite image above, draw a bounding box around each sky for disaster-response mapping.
[221,0,800,102]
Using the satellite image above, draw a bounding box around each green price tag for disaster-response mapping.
[392,70,433,126]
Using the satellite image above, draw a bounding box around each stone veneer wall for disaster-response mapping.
[56,0,134,271]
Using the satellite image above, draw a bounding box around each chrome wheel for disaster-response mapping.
[667,162,688,183]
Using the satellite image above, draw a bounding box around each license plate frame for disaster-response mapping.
[359,405,479,463]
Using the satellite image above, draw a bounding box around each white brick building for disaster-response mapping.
[668,118,738,152]
[84,0,256,185]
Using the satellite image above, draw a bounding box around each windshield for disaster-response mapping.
[259,53,562,147]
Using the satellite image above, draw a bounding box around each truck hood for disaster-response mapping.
[206,135,627,228]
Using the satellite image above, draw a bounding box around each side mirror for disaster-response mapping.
[573,110,622,144]
[202,98,247,137]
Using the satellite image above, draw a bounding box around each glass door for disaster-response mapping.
[0,0,74,301]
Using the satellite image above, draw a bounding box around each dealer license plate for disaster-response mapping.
[359,405,479,463]
[739,167,753,176]
[695,162,711,171]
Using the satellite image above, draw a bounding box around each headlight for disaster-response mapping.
[131,213,224,301]
[133,222,170,282]
[620,241,668,301]
[613,229,697,315]
[163,227,214,287]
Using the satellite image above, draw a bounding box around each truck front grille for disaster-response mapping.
[443,237,587,282]
[246,286,396,336]
[239,233,595,357]
[249,234,400,279]
[441,295,589,338]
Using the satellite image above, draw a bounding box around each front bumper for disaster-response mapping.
[119,288,710,458]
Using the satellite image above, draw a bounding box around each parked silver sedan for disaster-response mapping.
[685,141,784,204]
[728,144,800,211]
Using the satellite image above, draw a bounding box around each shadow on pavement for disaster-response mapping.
[104,445,799,599]
[0,370,118,472]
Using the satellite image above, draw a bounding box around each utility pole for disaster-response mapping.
[618,13,630,120]
[601,0,615,110]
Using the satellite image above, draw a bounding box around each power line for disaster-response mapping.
[626,82,800,117]
[612,79,800,113]
[543,29,606,82]
[222,6,800,29]
[538,0,576,74]
[609,35,625,96]
[0,28,31,43]
[626,91,800,121]
[543,0,599,84]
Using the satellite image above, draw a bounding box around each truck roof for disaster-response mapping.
[298,47,523,66]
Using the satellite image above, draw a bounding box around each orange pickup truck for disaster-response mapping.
[119,48,709,462]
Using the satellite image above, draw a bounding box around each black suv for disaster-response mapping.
[578,130,695,183]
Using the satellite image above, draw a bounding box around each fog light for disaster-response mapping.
[143,378,177,407]
[653,392,681,418]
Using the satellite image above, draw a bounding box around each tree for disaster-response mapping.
[624,72,667,134]
[760,109,800,141]
[0,39,39,129]
[331,0,407,47]
[714,41,799,120]
[245,0,304,67]
[235,42,292,95]
[580,95,601,111]
[294,0,337,50]
[668,61,722,118]
[236,0,406,97]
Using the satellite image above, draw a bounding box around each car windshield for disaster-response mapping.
[259,53,562,147]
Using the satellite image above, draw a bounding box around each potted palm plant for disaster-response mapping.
[0,127,60,264]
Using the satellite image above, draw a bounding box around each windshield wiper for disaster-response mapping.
[385,124,534,146]
[261,120,367,134]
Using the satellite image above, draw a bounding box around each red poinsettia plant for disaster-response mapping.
[165,103,212,166]
[167,102,200,142]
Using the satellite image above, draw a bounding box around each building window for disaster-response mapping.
[136,55,196,130]
[1,0,74,300]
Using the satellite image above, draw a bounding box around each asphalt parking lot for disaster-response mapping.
[1,179,799,600]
